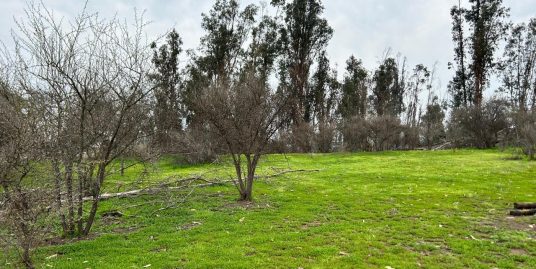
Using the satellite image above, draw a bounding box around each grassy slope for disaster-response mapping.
[2,149,535,268]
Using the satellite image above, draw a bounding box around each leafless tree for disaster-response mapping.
[7,2,153,237]
[502,110,536,160]
[447,99,510,148]
[191,73,289,201]
[0,78,53,269]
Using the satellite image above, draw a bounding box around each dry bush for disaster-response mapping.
[341,117,371,152]
[289,122,315,153]
[176,124,221,164]
[501,110,536,160]
[340,115,403,152]
[6,2,154,237]
[315,122,337,153]
[516,111,536,160]
[368,115,403,151]
[420,103,446,149]
[0,189,55,269]
[0,78,53,269]
[447,99,510,148]
[400,125,420,150]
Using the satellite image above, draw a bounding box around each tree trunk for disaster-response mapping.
[84,196,100,236]
[83,163,106,236]
[65,164,75,236]
[18,209,35,269]
[76,164,84,235]
[52,161,68,235]
[120,158,125,176]
[242,175,254,202]
[240,190,253,201]
[21,246,34,269]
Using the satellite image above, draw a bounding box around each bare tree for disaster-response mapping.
[8,2,153,237]
[503,110,536,160]
[191,73,289,201]
[0,78,53,269]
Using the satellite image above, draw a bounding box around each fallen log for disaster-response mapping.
[85,169,320,202]
[510,209,536,216]
[514,202,536,210]
[83,180,231,202]
[432,142,452,151]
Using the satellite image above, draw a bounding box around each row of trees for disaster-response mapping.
[149,0,444,154]
[447,0,535,157]
[149,0,534,155]
[449,0,536,111]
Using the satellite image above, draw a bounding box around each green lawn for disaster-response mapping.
[2,149,536,268]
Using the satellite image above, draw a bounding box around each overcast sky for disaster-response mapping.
[1,0,535,101]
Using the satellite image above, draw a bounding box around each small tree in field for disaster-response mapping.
[192,73,289,201]
[9,2,153,237]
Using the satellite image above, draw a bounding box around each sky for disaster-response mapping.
[1,0,535,101]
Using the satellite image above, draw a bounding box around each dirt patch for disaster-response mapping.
[244,251,256,256]
[151,245,168,253]
[38,223,139,248]
[112,226,139,234]
[215,201,273,211]
[301,220,323,230]
[403,239,453,256]
[41,233,100,247]
[510,248,528,256]
[178,221,202,230]
[502,216,536,233]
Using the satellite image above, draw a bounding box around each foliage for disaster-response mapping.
[275,0,333,124]
[500,18,536,111]
[339,56,368,119]
[149,29,184,151]
[371,57,406,117]
[449,0,510,107]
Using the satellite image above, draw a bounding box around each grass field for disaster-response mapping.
[2,149,536,268]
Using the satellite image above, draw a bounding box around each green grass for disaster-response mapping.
[2,149,536,268]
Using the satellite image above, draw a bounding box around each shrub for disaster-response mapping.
[447,99,510,148]
[420,102,446,149]
[368,115,403,151]
[315,122,337,153]
[501,110,536,160]
[400,125,420,150]
[177,124,220,164]
[341,117,370,152]
[288,122,315,153]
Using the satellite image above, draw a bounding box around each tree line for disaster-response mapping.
[148,0,534,154]
[0,0,535,267]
